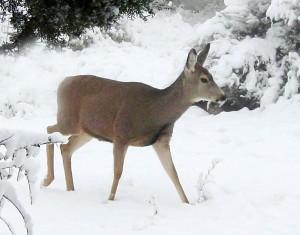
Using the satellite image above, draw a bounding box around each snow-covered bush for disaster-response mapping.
[267,0,300,26]
[0,130,66,235]
[284,51,300,97]
[192,0,300,112]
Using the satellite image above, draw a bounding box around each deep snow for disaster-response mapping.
[1,99,300,235]
[0,7,300,235]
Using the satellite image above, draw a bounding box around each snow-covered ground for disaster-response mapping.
[1,8,300,235]
[1,98,300,235]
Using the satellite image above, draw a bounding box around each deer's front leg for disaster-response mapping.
[108,141,128,200]
[153,138,189,203]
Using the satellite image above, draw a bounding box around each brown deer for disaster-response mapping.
[42,44,225,203]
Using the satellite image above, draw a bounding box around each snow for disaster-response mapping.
[0,6,300,235]
[1,98,300,235]
[0,130,66,235]
[267,0,300,25]
[284,52,300,98]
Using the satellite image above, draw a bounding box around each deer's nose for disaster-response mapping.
[220,94,226,101]
[216,94,226,102]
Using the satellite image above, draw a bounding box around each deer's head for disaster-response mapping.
[183,44,225,103]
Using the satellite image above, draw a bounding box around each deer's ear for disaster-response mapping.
[185,48,197,71]
[197,43,210,65]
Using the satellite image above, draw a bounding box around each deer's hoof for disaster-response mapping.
[108,194,115,201]
[42,176,54,187]
[181,197,190,204]
[66,186,75,191]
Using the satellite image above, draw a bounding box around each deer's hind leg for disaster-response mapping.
[43,124,60,187]
[60,133,92,191]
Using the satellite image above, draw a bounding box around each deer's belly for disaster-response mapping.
[129,134,159,147]
[80,120,113,142]
[128,125,170,147]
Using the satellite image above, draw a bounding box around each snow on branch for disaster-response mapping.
[267,0,300,26]
[0,129,66,235]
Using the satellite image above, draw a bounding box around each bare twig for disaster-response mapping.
[26,173,33,205]
[3,195,32,235]
[196,159,221,203]
[0,216,15,235]
[0,135,14,145]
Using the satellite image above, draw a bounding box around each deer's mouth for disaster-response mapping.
[206,99,226,109]
[216,99,226,107]
[194,95,227,106]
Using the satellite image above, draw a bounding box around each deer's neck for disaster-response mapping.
[159,73,191,123]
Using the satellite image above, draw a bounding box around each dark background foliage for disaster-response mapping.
[0,0,154,51]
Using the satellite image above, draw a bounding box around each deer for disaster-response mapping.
[42,43,225,203]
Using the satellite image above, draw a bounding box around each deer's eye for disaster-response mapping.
[200,77,208,83]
